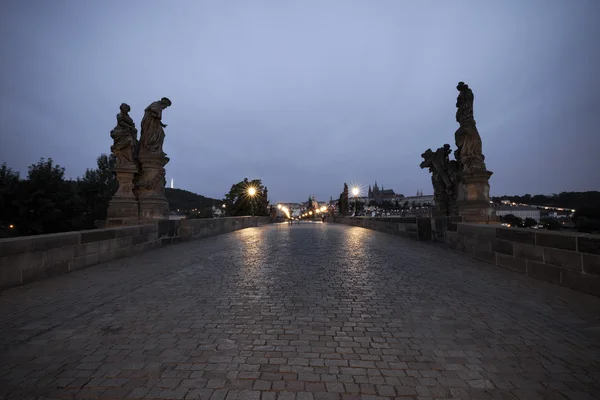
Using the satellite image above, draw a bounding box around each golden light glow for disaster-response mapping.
[309,211,313,215]
[279,205,291,219]
[351,186,360,196]
[9,224,14,229]
[248,187,257,196]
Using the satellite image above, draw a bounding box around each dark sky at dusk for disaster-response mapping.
[1,0,599,202]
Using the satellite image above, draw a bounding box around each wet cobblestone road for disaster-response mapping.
[1,223,599,399]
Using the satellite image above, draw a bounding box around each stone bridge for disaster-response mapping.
[1,222,599,399]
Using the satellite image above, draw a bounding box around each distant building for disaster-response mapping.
[403,194,435,207]
[495,206,541,222]
[367,181,404,204]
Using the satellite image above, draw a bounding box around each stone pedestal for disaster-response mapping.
[136,152,170,219]
[456,169,495,223]
[107,164,139,223]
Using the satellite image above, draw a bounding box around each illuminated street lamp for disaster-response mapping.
[351,186,360,216]
[247,187,257,216]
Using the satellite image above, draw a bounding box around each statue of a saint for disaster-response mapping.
[455,81,475,127]
[139,97,172,155]
[454,82,485,172]
[420,144,460,216]
[110,103,138,166]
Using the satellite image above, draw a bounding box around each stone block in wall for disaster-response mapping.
[496,253,527,273]
[527,260,561,284]
[457,224,497,238]
[445,231,459,248]
[179,226,194,241]
[582,254,600,276]
[464,234,492,252]
[578,236,600,255]
[473,250,496,264]
[0,237,32,257]
[30,232,80,252]
[116,226,140,238]
[22,261,70,284]
[157,220,175,238]
[98,248,128,264]
[514,243,543,262]
[560,270,600,296]
[131,234,150,246]
[496,228,535,245]
[1,263,21,289]
[417,218,432,241]
[74,241,104,257]
[492,239,514,256]
[0,251,44,274]
[535,232,577,251]
[543,247,582,271]
[139,224,157,235]
[81,229,116,244]
[132,241,160,254]
[43,245,74,264]
[70,253,99,271]
[106,236,132,252]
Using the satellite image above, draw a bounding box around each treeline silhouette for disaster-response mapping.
[1,155,117,238]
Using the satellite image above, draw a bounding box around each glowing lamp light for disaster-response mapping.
[248,187,257,196]
[9,224,14,229]
[351,187,359,196]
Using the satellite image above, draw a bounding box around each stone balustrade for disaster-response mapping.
[0,216,271,290]
[446,223,599,296]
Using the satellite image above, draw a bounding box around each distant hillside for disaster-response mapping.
[165,188,221,212]
[492,191,600,210]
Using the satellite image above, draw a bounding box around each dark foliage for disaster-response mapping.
[165,188,220,212]
[338,183,349,216]
[492,191,600,210]
[0,156,117,237]
[223,178,270,217]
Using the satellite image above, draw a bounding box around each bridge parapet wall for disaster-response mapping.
[447,223,600,296]
[0,216,271,290]
[332,216,432,241]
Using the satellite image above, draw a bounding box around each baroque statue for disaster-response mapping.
[420,144,460,216]
[139,97,172,156]
[109,103,138,166]
[454,82,486,173]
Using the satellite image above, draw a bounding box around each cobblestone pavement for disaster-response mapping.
[1,223,599,400]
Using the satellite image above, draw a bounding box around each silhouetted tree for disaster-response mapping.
[223,178,269,216]
[338,183,349,216]
[523,217,538,228]
[77,154,117,228]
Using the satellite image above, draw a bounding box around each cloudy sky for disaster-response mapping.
[1,0,598,202]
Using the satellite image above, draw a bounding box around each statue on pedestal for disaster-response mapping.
[420,144,460,216]
[136,97,172,219]
[107,103,140,224]
[454,82,486,173]
[110,103,138,166]
[139,97,171,156]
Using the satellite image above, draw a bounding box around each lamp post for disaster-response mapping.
[352,186,360,216]
[222,203,226,217]
[247,187,257,216]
